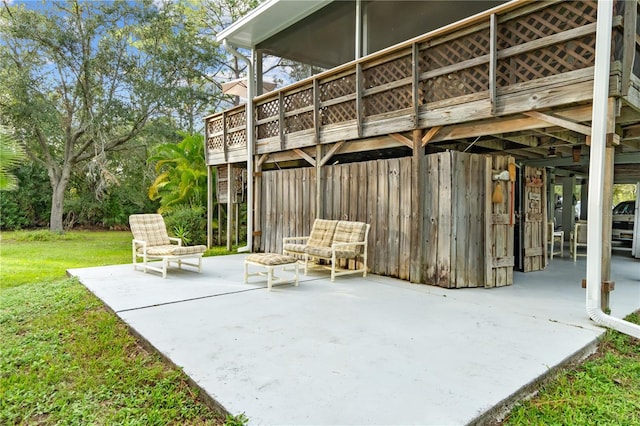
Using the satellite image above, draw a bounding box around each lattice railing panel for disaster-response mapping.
[207,135,224,152]
[364,86,412,116]
[321,101,356,126]
[284,88,313,113]
[497,1,596,49]
[285,111,314,134]
[420,30,490,72]
[257,99,279,120]
[226,110,245,129]
[496,36,595,86]
[227,130,246,148]
[363,56,411,88]
[207,117,223,134]
[257,121,278,139]
[422,64,489,103]
[320,75,356,101]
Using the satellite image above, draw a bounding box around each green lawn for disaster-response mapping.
[1,230,638,425]
[0,230,240,425]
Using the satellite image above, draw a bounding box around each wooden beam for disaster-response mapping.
[293,148,316,166]
[319,141,346,167]
[390,133,414,149]
[428,105,594,143]
[523,111,592,136]
[422,126,442,146]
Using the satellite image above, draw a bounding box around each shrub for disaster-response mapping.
[163,205,207,246]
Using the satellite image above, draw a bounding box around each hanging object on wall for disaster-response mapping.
[492,181,504,204]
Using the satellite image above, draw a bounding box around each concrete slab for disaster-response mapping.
[69,251,640,425]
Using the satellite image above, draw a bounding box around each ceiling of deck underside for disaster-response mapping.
[220,0,506,69]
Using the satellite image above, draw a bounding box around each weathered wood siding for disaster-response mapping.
[259,167,316,254]
[258,152,517,288]
[422,151,493,288]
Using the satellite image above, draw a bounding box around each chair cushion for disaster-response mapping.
[283,243,307,254]
[246,253,298,266]
[306,219,338,248]
[141,244,207,256]
[333,221,367,254]
[305,246,357,259]
[130,214,171,246]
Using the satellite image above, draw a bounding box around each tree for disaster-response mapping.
[0,0,223,232]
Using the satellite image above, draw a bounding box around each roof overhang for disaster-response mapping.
[216,0,333,48]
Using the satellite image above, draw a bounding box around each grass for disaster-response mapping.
[1,229,638,425]
[503,311,640,425]
[0,229,243,425]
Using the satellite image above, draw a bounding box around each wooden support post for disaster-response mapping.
[254,157,263,252]
[207,165,213,248]
[316,144,324,219]
[601,144,614,313]
[410,129,424,283]
[227,164,233,251]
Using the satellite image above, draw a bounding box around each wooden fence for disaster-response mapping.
[256,152,518,288]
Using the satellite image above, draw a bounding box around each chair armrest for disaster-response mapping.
[169,237,182,246]
[133,239,147,248]
[283,236,310,244]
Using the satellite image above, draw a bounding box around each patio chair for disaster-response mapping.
[129,214,207,278]
[570,220,587,262]
[283,219,370,281]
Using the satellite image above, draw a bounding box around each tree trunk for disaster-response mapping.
[49,167,72,233]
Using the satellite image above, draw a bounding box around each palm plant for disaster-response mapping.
[148,133,207,213]
[0,126,26,192]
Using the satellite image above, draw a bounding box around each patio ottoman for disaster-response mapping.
[244,253,299,290]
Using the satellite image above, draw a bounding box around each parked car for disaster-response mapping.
[612,200,636,241]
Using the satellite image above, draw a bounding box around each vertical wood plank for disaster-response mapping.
[436,152,452,287]
[387,158,400,277]
[484,156,494,287]
[400,157,412,280]
[367,160,379,274]
[410,129,424,283]
[377,160,389,276]
[425,153,439,285]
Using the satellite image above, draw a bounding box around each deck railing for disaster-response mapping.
[205,0,636,166]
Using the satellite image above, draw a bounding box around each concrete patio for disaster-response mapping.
[68,250,639,425]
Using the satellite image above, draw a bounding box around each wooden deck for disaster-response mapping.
[205,0,640,167]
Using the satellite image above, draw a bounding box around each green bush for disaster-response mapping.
[163,205,207,246]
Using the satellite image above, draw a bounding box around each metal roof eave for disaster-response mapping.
[216,0,333,48]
